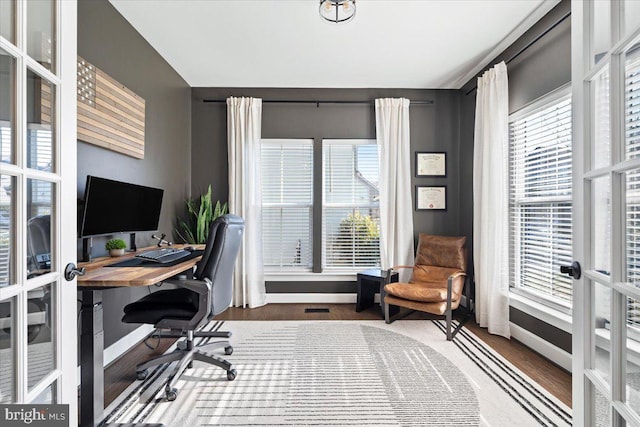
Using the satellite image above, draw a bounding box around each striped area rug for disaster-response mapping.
[103,320,571,427]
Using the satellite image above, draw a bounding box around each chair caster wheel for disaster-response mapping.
[136,370,148,380]
[166,388,178,401]
[227,369,237,381]
[224,346,233,355]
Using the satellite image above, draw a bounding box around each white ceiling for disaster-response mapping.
[110,0,558,89]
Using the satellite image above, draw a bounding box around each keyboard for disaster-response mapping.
[135,248,190,264]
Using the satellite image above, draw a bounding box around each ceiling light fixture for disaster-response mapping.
[319,0,356,24]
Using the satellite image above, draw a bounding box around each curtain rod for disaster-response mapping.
[202,99,434,106]
[464,10,571,96]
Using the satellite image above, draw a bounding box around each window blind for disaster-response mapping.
[509,95,573,306]
[625,52,640,329]
[322,140,380,269]
[261,139,313,270]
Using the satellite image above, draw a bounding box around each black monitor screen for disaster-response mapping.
[79,176,164,237]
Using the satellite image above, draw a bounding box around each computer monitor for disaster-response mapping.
[79,175,164,238]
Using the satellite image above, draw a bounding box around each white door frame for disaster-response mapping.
[572,0,640,425]
[0,0,77,422]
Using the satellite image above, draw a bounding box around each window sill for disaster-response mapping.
[509,291,572,334]
[265,271,357,282]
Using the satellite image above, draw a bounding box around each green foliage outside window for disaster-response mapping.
[333,211,380,265]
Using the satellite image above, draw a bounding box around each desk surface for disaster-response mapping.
[77,244,204,288]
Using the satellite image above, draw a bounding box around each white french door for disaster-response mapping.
[572,0,640,425]
[0,0,77,423]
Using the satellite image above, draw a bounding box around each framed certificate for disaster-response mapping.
[416,186,447,210]
[415,152,446,177]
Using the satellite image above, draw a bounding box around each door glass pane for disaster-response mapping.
[32,382,55,404]
[27,179,52,277]
[627,169,640,284]
[593,0,611,65]
[595,385,612,426]
[26,70,54,172]
[0,175,15,288]
[593,66,611,168]
[0,297,15,403]
[595,282,612,381]
[626,46,640,161]
[594,176,612,275]
[0,0,14,43]
[27,283,54,391]
[27,0,55,71]
[1,49,16,165]
[625,1,640,39]
[626,295,640,415]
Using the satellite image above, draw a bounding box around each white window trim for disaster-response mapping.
[509,291,572,333]
[265,272,357,282]
[509,84,574,312]
[322,138,380,270]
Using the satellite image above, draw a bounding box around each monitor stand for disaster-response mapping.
[82,237,92,262]
[129,233,137,252]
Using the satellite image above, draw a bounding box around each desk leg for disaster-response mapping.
[80,290,104,427]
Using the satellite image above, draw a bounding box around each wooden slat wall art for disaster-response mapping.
[77,56,145,159]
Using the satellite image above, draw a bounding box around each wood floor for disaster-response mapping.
[104,303,572,409]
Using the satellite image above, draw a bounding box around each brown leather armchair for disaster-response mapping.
[383,234,469,340]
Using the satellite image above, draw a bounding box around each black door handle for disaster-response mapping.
[64,263,86,281]
[560,261,581,280]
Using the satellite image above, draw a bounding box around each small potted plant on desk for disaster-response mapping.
[105,239,127,257]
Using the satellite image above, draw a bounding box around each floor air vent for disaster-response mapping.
[305,308,330,313]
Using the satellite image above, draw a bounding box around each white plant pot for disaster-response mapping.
[109,248,125,257]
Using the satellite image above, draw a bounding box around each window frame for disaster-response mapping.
[321,138,380,272]
[261,138,314,273]
[508,84,573,314]
[260,138,381,277]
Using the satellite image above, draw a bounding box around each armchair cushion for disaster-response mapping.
[415,234,467,271]
[410,266,462,284]
[385,282,451,302]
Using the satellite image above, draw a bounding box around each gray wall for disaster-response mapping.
[459,0,572,353]
[191,88,462,292]
[78,0,191,347]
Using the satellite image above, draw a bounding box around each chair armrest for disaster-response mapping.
[162,278,212,329]
[163,277,212,295]
[448,271,466,280]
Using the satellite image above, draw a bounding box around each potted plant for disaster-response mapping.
[176,185,228,244]
[105,239,127,257]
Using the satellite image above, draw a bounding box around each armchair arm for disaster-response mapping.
[448,271,467,280]
[446,271,467,312]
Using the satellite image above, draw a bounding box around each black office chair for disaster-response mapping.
[122,214,244,401]
[27,214,52,276]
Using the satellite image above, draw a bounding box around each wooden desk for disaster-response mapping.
[77,245,202,427]
[79,244,203,287]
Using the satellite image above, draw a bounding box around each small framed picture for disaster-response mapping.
[416,186,447,211]
[416,152,446,177]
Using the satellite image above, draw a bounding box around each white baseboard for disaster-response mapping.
[510,322,572,372]
[266,293,357,304]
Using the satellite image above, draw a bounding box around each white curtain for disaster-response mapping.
[473,62,510,338]
[375,98,415,282]
[227,97,266,308]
